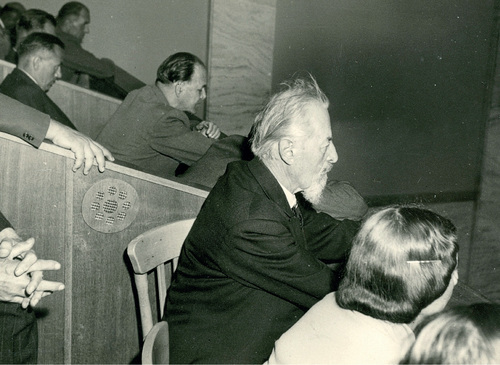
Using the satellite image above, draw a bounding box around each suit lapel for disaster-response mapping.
[247,159,306,245]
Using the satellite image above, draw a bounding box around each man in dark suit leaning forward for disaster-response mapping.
[165,75,363,363]
[0,32,77,130]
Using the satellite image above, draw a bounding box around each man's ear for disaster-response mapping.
[451,268,459,285]
[278,138,294,165]
[31,55,41,71]
[174,81,183,97]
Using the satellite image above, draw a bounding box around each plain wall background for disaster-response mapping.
[12,0,498,198]
[273,0,495,197]
[18,0,210,85]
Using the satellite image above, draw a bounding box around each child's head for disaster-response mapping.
[336,205,459,323]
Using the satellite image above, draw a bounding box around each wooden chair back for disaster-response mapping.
[127,218,195,363]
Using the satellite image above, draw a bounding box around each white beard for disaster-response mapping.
[302,172,328,205]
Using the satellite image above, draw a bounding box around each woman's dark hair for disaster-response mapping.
[336,205,459,323]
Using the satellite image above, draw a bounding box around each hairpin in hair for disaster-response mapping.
[406,260,441,264]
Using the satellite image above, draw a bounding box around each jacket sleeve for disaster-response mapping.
[300,195,360,264]
[312,180,368,221]
[216,217,336,310]
[0,211,11,231]
[149,113,215,166]
[0,94,50,147]
[62,43,114,79]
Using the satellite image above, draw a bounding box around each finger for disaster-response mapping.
[9,237,35,259]
[0,240,13,258]
[26,259,61,274]
[12,241,37,276]
[24,260,62,294]
[27,290,55,308]
[34,280,65,293]
[99,143,114,161]
[81,141,95,175]
[29,290,44,307]
[71,141,85,173]
[88,142,107,172]
[25,270,43,296]
[22,297,30,309]
[13,250,37,276]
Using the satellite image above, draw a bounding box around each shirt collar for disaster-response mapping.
[19,68,40,86]
[278,181,297,209]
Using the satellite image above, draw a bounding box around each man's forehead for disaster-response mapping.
[304,103,332,135]
[78,8,90,23]
[41,22,57,35]
[192,64,207,84]
[39,47,63,61]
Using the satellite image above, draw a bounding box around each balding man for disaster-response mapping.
[0,32,76,130]
[55,1,145,99]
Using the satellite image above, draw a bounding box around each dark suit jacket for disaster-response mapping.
[56,30,145,99]
[0,93,50,147]
[0,211,10,231]
[0,68,76,130]
[165,159,360,364]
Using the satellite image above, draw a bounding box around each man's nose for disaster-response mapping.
[200,88,207,100]
[328,142,338,164]
[55,67,62,79]
[84,24,90,34]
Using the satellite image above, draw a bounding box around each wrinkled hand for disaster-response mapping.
[195,121,221,139]
[45,120,114,174]
[0,230,64,308]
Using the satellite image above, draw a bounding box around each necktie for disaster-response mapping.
[292,203,303,227]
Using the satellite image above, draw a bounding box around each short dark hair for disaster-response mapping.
[156,52,205,84]
[56,1,88,24]
[0,3,23,16]
[18,32,65,60]
[401,303,500,364]
[17,9,56,32]
[336,205,459,323]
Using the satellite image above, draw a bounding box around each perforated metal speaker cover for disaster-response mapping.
[82,178,140,233]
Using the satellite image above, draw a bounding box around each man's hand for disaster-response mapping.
[45,120,114,174]
[0,258,64,308]
[0,228,64,308]
[195,121,221,139]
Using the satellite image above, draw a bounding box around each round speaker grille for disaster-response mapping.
[82,179,140,233]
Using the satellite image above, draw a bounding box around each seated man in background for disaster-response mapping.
[5,8,57,64]
[165,75,362,363]
[0,211,64,364]
[97,52,224,177]
[55,1,145,99]
[0,32,77,130]
[0,93,114,174]
[0,3,23,59]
